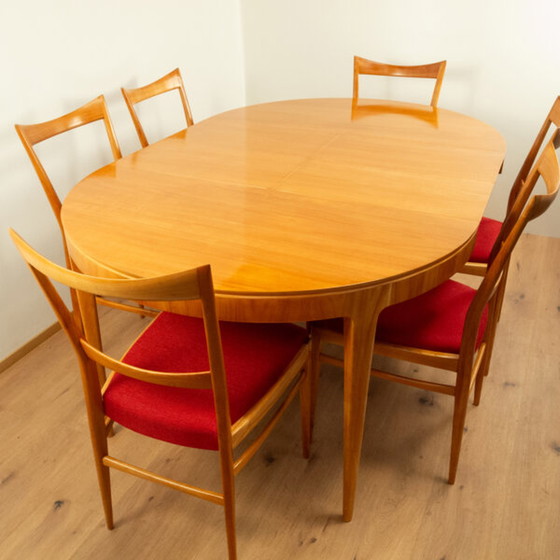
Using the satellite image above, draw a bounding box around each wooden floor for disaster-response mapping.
[1,233,559,560]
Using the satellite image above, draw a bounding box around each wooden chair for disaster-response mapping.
[15,95,121,235]
[9,229,312,560]
[311,130,560,485]
[121,68,194,148]
[352,56,446,107]
[463,95,560,276]
[14,96,151,317]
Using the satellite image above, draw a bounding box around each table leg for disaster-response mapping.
[342,307,380,522]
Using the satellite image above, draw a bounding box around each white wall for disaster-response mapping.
[0,0,246,359]
[240,0,560,235]
[2,0,559,361]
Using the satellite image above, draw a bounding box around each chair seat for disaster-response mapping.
[104,312,308,450]
[375,280,488,352]
[470,217,502,263]
[317,280,488,354]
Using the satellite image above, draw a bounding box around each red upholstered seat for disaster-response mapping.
[316,280,488,354]
[375,280,488,353]
[469,217,502,263]
[104,312,308,450]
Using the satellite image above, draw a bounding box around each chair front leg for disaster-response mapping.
[220,448,237,560]
[448,374,471,485]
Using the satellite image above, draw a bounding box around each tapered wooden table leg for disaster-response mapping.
[342,293,386,522]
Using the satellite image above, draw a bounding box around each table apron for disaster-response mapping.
[142,235,472,323]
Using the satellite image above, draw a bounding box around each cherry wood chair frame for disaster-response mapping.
[121,68,194,148]
[14,96,151,318]
[312,130,560,485]
[352,56,447,107]
[10,229,312,560]
[15,95,121,235]
[463,95,560,276]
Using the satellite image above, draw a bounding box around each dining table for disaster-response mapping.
[61,97,506,521]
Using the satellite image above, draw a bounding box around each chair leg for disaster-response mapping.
[223,490,237,560]
[89,432,114,528]
[300,339,320,458]
[473,343,493,406]
[494,266,510,323]
[310,330,323,421]
[84,377,114,528]
[219,449,237,560]
[96,462,114,529]
[448,389,470,485]
[473,368,485,406]
[299,385,311,460]
[475,301,501,402]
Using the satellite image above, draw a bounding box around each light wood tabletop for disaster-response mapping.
[62,98,506,521]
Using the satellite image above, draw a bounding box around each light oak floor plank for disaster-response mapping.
[1,233,558,559]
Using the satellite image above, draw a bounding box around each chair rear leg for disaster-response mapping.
[494,265,510,323]
[473,369,485,407]
[300,349,317,459]
[475,304,501,405]
[305,329,324,455]
[473,345,493,406]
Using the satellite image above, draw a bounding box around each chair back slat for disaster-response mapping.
[15,95,122,231]
[121,68,194,148]
[353,56,446,107]
[507,96,560,212]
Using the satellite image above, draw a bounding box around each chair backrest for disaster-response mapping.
[462,130,560,357]
[490,128,560,264]
[121,68,194,148]
[14,95,122,232]
[9,229,232,449]
[507,95,560,213]
[353,56,446,107]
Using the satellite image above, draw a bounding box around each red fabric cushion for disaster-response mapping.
[376,280,488,353]
[103,313,308,450]
[316,280,487,354]
[469,217,502,263]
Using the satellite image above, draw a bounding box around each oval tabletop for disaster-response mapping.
[62,98,506,297]
[61,98,506,523]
